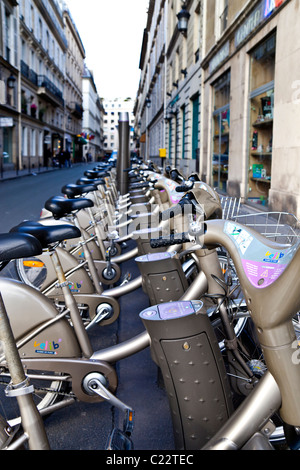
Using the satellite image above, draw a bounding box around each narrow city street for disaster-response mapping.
[0,166,174,450]
[0,163,95,232]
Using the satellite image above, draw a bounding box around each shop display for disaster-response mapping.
[248,34,275,206]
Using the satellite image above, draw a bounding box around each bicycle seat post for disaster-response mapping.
[50,250,93,358]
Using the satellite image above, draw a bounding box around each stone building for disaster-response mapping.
[201,0,300,215]
[19,0,67,169]
[135,0,300,217]
[103,97,135,156]
[0,0,19,171]
[61,3,85,162]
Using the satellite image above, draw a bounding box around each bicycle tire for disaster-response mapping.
[0,370,71,429]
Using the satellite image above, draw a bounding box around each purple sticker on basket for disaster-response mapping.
[242,259,287,288]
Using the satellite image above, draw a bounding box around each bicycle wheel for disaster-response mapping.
[0,368,72,428]
[15,257,47,290]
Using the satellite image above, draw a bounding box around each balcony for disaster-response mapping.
[37,75,64,107]
[70,102,83,119]
[20,61,40,87]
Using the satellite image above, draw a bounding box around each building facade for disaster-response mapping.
[201,0,300,216]
[19,0,67,169]
[82,65,104,161]
[103,97,135,156]
[136,0,300,218]
[135,0,204,175]
[0,0,19,171]
[62,4,85,162]
[0,0,99,171]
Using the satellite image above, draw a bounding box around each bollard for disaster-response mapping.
[117,112,130,195]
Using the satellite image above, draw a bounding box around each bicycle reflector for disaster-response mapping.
[23,260,45,268]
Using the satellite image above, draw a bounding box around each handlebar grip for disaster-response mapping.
[130,182,150,189]
[160,203,184,221]
[175,184,193,192]
[150,233,190,248]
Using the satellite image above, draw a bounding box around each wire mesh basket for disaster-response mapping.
[218,195,300,245]
[233,211,300,245]
[219,196,242,220]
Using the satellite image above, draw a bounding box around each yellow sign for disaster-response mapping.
[159,148,167,158]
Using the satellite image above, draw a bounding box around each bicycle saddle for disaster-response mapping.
[10,221,81,248]
[84,170,109,179]
[45,196,94,219]
[0,232,42,262]
[61,183,98,199]
[77,177,105,186]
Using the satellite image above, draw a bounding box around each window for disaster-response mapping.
[31,129,36,156]
[215,0,228,40]
[181,105,186,159]
[191,94,200,161]
[38,131,43,157]
[220,0,228,35]
[30,5,34,32]
[193,2,200,63]
[212,71,231,192]
[38,18,42,41]
[4,9,11,62]
[22,127,28,157]
[247,34,276,206]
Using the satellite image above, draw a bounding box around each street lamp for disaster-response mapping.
[7,74,16,89]
[177,3,190,35]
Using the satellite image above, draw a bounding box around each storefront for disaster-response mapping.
[201,0,300,216]
[248,33,275,205]
[0,116,16,171]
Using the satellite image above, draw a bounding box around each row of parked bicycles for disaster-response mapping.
[0,157,300,450]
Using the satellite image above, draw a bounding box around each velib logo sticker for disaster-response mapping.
[34,339,62,355]
[263,251,284,263]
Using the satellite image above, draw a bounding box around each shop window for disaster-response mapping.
[212,71,230,192]
[248,34,275,206]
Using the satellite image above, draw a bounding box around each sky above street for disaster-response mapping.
[65,0,149,100]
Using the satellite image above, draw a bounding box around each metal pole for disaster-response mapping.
[117,112,130,195]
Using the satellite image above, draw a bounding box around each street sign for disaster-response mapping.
[159,148,166,158]
[0,117,14,127]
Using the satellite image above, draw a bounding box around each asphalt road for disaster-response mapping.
[0,163,97,232]
[0,164,175,450]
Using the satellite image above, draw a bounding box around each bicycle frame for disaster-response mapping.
[0,290,49,450]
[5,160,299,449]
[200,218,300,448]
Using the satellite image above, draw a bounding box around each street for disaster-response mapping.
[0,165,174,450]
[0,163,96,232]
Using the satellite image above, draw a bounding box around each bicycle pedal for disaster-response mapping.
[106,428,134,450]
[120,272,132,285]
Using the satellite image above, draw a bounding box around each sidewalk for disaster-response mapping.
[0,164,61,182]
[0,160,103,182]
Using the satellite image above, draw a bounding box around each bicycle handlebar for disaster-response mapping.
[150,232,191,248]
[130,182,150,189]
[204,219,300,426]
[175,182,194,192]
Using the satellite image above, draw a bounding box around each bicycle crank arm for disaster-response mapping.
[71,293,120,325]
[21,357,118,403]
[83,373,134,434]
